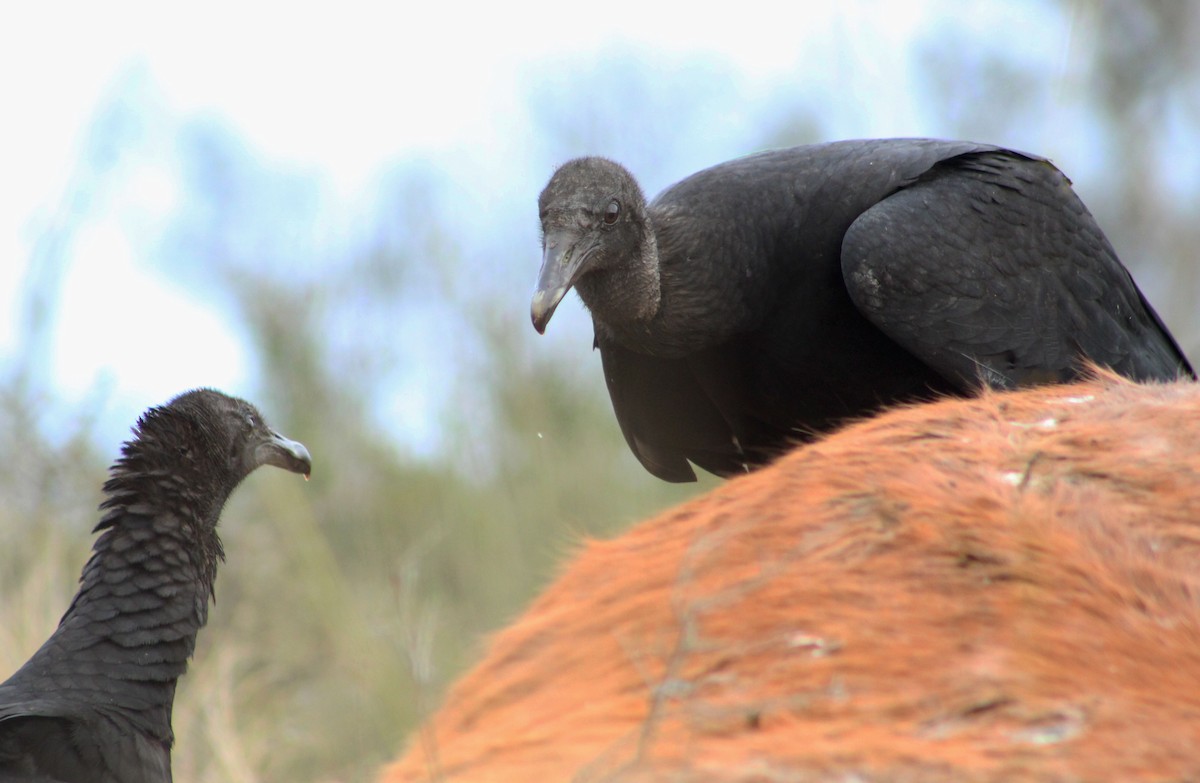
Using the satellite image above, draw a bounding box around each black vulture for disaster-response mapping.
[532,138,1195,482]
[0,389,312,783]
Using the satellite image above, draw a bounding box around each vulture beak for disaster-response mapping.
[254,431,313,479]
[532,228,592,334]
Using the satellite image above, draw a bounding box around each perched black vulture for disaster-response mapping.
[533,138,1195,482]
[0,390,312,783]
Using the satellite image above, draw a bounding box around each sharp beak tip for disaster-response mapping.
[293,445,314,479]
[530,289,562,335]
[259,434,313,479]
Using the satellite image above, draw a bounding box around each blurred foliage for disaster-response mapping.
[3,3,1199,782]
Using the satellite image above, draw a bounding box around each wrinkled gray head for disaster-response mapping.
[161,388,311,484]
[532,157,658,333]
[109,389,312,530]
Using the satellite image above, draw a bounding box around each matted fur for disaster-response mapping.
[381,372,1200,782]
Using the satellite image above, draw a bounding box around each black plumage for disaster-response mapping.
[0,389,312,783]
[532,138,1194,482]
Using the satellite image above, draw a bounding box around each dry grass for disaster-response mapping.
[0,379,709,782]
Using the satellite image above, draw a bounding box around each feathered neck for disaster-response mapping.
[95,406,232,594]
[19,408,235,738]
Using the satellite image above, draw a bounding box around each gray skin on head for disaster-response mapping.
[165,388,313,487]
[533,158,662,336]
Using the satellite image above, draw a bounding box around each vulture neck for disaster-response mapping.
[575,215,670,350]
[578,210,727,358]
[33,435,227,738]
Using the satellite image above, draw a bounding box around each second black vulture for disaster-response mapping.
[0,389,312,783]
[532,138,1195,482]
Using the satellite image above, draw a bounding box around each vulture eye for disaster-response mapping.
[604,200,620,224]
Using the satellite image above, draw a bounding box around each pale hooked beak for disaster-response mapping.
[531,227,592,334]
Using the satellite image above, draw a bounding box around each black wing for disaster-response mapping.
[597,338,764,482]
[0,700,170,783]
[0,709,86,783]
[841,150,1194,388]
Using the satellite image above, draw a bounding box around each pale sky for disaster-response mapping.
[0,0,1078,449]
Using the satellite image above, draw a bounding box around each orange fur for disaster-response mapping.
[380,373,1200,782]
